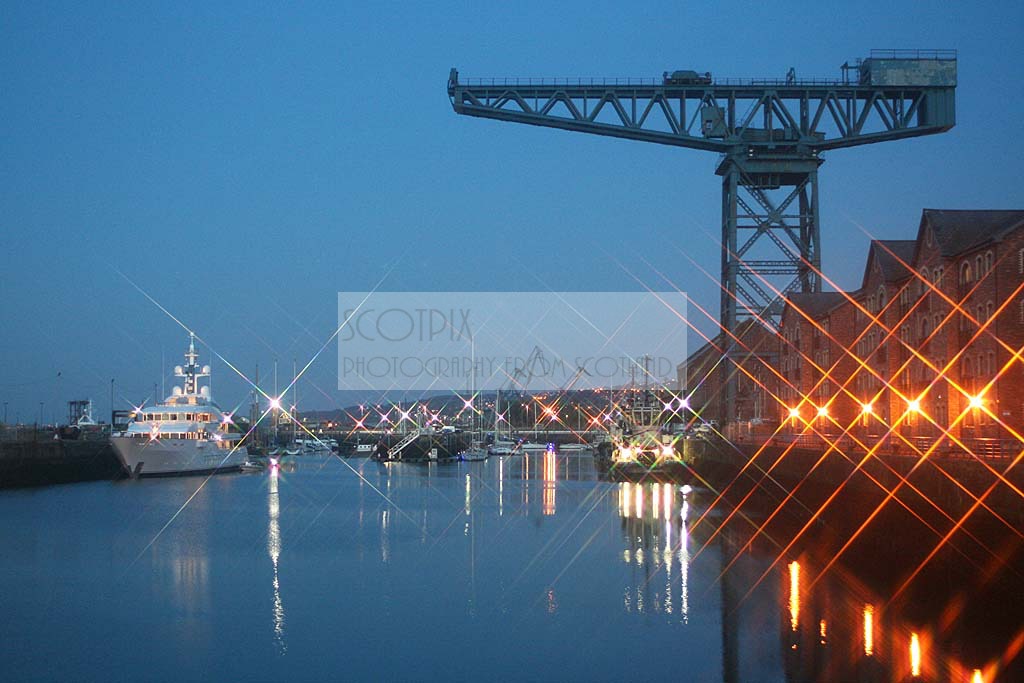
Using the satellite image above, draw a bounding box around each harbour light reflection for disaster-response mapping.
[267,468,285,654]
[910,631,922,677]
[863,604,875,656]
[616,482,689,623]
[542,451,556,516]
[788,561,800,632]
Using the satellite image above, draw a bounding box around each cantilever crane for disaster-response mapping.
[448,50,957,421]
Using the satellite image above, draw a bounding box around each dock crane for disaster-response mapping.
[448,50,957,421]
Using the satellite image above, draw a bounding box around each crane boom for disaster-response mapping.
[448,51,955,154]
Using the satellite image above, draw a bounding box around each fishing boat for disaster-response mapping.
[111,333,248,477]
[600,388,685,475]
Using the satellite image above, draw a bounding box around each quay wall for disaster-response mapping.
[688,437,1024,527]
[0,440,123,489]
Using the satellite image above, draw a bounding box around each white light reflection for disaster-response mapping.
[663,518,673,615]
[680,500,689,624]
[542,451,556,516]
[267,469,285,654]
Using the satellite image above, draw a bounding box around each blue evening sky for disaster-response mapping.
[2,1,1022,421]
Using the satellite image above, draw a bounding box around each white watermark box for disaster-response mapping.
[337,292,686,392]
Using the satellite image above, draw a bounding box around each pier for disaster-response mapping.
[0,431,122,489]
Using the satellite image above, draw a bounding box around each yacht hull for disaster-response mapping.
[111,437,247,477]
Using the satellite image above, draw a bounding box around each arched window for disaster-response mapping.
[986,300,994,321]
[878,286,886,311]
[985,251,994,274]
[976,305,984,325]
[961,262,971,285]
[975,255,983,279]
[1019,299,1024,324]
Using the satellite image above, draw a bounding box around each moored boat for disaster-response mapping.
[111,333,249,477]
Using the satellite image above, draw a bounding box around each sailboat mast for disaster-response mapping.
[273,359,278,444]
[292,358,297,444]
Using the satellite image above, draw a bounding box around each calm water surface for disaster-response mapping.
[0,454,1018,681]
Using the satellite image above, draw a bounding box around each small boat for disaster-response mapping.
[518,441,551,453]
[558,442,593,453]
[460,442,489,461]
[488,437,516,456]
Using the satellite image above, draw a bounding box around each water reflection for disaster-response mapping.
[863,604,875,657]
[910,631,922,678]
[281,455,1018,680]
[788,561,800,633]
[542,451,556,516]
[774,553,1016,682]
[267,467,285,654]
[615,482,689,623]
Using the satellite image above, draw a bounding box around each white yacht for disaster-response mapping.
[111,334,248,477]
[488,437,516,456]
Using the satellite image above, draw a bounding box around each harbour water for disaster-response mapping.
[1,454,1020,681]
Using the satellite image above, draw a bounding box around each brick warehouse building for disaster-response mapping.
[772,209,1024,455]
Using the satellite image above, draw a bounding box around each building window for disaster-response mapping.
[976,255,983,279]
[961,262,971,285]
[985,251,994,275]
[986,300,994,322]
[1019,299,1024,324]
